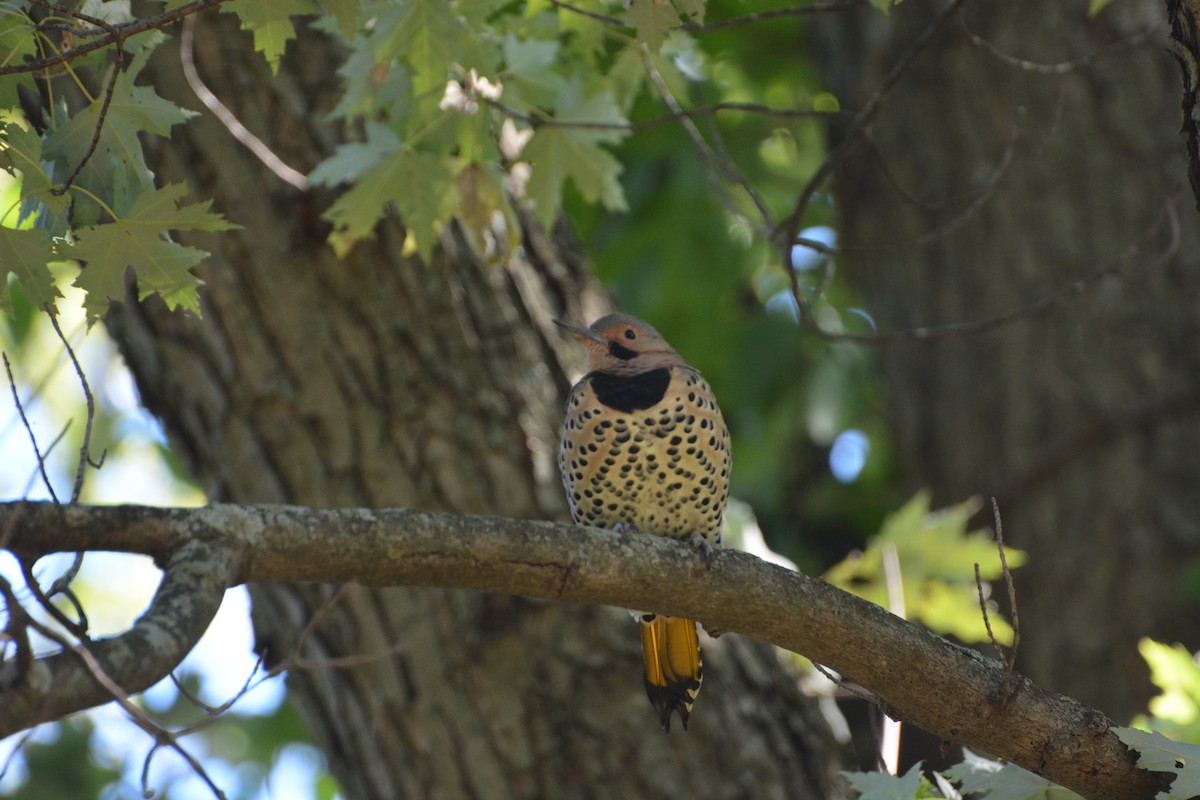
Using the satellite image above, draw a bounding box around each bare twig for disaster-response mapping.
[0,573,33,684]
[991,498,1020,697]
[546,0,865,32]
[684,1,865,32]
[0,0,226,78]
[547,0,625,28]
[180,15,309,190]
[974,498,1021,703]
[489,95,846,136]
[974,563,1003,663]
[46,312,104,502]
[0,729,34,784]
[775,0,969,325]
[18,556,89,637]
[962,19,1159,75]
[639,44,774,235]
[49,631,228,800]
[800,186,1183,343]
[4,352,59,503]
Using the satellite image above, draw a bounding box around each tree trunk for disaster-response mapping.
[816,0,1200,721]
[105,15,845,799]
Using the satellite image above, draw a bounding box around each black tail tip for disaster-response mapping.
[646,683,692,733]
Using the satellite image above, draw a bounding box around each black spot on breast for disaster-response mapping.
[588,368,672,413]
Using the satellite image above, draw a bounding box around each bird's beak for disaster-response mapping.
[553,318,607,345]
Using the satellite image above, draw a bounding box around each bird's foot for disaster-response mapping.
[687,532,718,568]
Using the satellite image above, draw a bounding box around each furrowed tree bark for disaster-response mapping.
[94,13,846,800]
[815,0,1200,721]
[0,501,1172,799]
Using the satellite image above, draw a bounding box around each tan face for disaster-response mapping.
[554,313,683,374]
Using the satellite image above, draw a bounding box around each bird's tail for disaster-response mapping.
[639,615,703,732]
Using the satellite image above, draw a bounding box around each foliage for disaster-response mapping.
[843,751,1085,800]
[0,0,850,334]
[1116,728,1200,800]
[842,639,1200,800]
[825,492,1025,645]
[1134,638,1200,742]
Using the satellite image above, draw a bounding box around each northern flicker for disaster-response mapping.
[555,313,731,732]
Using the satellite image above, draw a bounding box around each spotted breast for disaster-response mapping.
[555,313,731,731]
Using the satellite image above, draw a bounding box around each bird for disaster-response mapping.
[555,312,731,732]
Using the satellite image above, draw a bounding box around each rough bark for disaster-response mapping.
[97,14,845,800]
[815,0,1200,720]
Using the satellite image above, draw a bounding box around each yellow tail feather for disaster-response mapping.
[640,615,703,732]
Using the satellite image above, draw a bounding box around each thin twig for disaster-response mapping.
[3,352,59,503]
[180,15,309,190]
[19,555,89,637]
[489,96,846,135]
[962,19,1158,75]
[46,312,104,502]
[991,498,1020,697]
[0,573,33,684]
[775,0,970,325]
[639,44,774,235]
[16,606,228,800]
[0,729,34,784]
[974,563,1003,664]
[683,1,865,32]
[0,0,226,78]
[801,186,1183,343]
[547,0,625,28]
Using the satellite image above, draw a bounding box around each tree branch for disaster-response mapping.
[0,501,1168,799]
[1,526,233,738]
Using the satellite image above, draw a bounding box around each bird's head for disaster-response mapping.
[554,313,684,374]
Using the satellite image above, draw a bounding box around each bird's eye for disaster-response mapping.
[624,329,636,340]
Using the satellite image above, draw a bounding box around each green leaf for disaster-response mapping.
[70,183,238,321]
[224,0,318,70]
[524,127,626,228]
[376,0,470,98]
[0,11,37,109]
[842,763,929,800]
[825,492,1025,644]
[626,0,681,51]
[555,0,607,63]
[223,0,319,73]
[1135,639,1200,741]
[521,81,629,228]
[323,144,457,262]
[501,33,563,108]
[1116,727,1200,799]
[944,750,1083,799]
[42,52,193,222]
[309,122,401,186]
[318,0,361,37]
[1087,0,1116,16]
[0,227,60,315]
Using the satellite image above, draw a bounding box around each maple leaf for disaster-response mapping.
[1116,728,1200,800]
[69,184,238,322]
[0,228,60,317]
[322,140,457,263]
[43,52,193,222]
[223,0,319,73]
[521,81,629,229]
[626,0,682,51]
[375,0,471,98]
